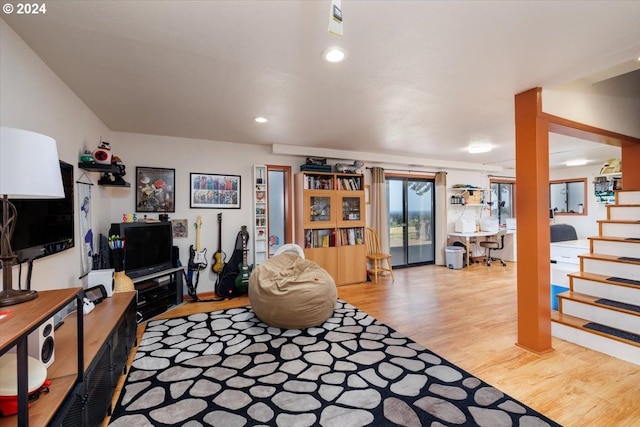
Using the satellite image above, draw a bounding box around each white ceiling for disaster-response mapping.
[3,1,639,171]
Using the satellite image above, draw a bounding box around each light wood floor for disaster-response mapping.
[106,263,640,427]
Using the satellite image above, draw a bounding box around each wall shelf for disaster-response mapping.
[78,162,130,187]
[449,187,487,205]
[253,165,268,266]
[593,173,622,204]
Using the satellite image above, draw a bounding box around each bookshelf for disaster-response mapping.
[295,171,366,285]
[253,165,268,265]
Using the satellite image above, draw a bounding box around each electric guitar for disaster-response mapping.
[212,213,226,273]
[234,226,252,293]
[188,216,208,271]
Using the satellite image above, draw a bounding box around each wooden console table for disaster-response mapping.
[0,288,83,427]
[0,289,136,427]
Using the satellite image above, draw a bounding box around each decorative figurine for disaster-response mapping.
[93,141,112,165]
[80,149,94,163]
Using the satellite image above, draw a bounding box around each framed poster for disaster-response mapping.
[190,173,241,209]
[171,219,188,238]
[136,167,176,212]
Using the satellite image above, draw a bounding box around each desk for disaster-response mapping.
[448,231,498,267]
[448,230,516,267]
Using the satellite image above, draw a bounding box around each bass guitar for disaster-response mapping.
[188,216,208,271]
[234,226,252,294]
[212,213,226,273]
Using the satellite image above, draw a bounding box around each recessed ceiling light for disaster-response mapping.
[322,47,347,63]
[468,144,492,154]
[565,159,587,166]
[254,117,268,123]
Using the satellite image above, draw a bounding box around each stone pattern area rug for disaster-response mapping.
[109,301,561,426]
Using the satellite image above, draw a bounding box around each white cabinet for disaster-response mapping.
[550,239,589,286]
[253,165,268,266]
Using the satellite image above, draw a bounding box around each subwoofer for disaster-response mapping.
[28,318,55,368]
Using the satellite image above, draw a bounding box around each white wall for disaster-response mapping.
[445,170,498,232]
[549,164,610,239]
[543,87,640,139]
[443,170,515,258]
[109,132,301,294]
[1,20,112,291]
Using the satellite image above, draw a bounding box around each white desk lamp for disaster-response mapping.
[0,126,64,307]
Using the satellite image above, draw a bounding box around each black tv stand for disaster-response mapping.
[131,266,184,321]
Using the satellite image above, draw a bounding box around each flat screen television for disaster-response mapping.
[109,221,173,279]
[1,161,74,263]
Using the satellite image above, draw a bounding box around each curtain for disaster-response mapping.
[434,171,447,265]
[370,167,390,254]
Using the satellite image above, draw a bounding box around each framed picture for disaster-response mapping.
[136,167,176,212]
[171,219,188,238]
[190,173,241,209]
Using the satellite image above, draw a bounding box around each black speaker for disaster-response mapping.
[172,246,180,267]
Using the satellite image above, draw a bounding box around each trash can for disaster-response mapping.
[445,246,464,270]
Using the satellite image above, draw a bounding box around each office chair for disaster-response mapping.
[550,224,578,243]
[479,229,507,267]
[365,227,394,283]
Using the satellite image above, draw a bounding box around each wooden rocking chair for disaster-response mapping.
[365,227,394,283]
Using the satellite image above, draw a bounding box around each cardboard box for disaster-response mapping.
[465,190,482,204]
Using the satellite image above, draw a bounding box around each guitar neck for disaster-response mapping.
[217,214,222,251]
[195,216,202,251]
[241,226,248,266]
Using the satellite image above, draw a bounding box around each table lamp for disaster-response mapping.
[0,126,64,307]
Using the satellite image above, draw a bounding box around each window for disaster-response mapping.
[550,178,587,215]
[489,179,515,226]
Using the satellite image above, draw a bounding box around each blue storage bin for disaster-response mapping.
[550,284,569,310]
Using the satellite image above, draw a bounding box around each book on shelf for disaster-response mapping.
[338,227,363,246]
[305,229,336,248]
[304,175,334,190]
[347,228,355,245]
[336,177,362,191]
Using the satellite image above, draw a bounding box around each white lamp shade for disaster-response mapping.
[0,126,64,199]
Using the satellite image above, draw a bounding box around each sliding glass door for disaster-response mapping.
[387,176,435,267]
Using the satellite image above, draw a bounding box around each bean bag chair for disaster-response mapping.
[249,251,337,329]
[274,243,306,258]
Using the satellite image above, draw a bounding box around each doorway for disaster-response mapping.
[386,175,435,267]
[267,165,292,257]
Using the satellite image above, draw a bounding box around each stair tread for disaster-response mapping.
[597,219,640,224]
[583,323,640,344]
[588,235,640,244]
[558,291,640,315]
[551,311,640,347]
[578,253,640,264]
[593,298,640,314]
[569,271,640,288]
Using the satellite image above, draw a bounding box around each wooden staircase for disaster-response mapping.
[551,190,640,365]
